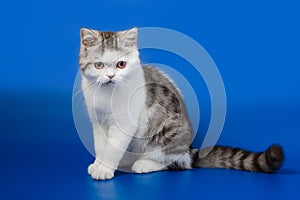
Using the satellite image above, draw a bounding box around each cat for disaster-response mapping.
[79,27,284,180]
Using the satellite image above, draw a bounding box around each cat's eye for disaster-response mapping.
[116,61,126,69]
[94,62,104,69]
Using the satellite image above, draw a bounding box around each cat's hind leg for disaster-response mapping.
[131,151,192,173]
[131,159,167,173]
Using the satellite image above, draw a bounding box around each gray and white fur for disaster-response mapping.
[79,27,284,180]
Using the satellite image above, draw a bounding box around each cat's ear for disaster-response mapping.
[118,27,138,48]
[80,28,98,46]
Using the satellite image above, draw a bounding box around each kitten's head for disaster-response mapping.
[79,27,140,86]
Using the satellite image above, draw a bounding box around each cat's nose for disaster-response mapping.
[107,75,115,79]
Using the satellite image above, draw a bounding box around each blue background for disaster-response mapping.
[1,0,300,199]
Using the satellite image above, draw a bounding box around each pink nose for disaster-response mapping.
[107,75,115,79]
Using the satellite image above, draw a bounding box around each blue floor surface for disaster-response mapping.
[0,92,299,200]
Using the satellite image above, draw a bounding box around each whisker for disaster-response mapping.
[73,79,98,97]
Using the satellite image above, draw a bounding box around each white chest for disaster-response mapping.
[82,76,147,130]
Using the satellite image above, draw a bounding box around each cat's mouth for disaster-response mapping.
[102,80,116,86]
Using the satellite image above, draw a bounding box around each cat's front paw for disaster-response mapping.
[88,162,115,180]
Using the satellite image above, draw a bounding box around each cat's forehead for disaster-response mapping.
[80,27,138,65]
[89,48,125,64]
[87,33,134,61]
[98,31,120,50]
[100,31,116,39]
[80,27,137,51]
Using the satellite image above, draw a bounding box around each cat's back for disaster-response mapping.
[142,65,186,115]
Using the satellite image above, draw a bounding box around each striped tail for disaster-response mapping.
[192,145,284,173]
